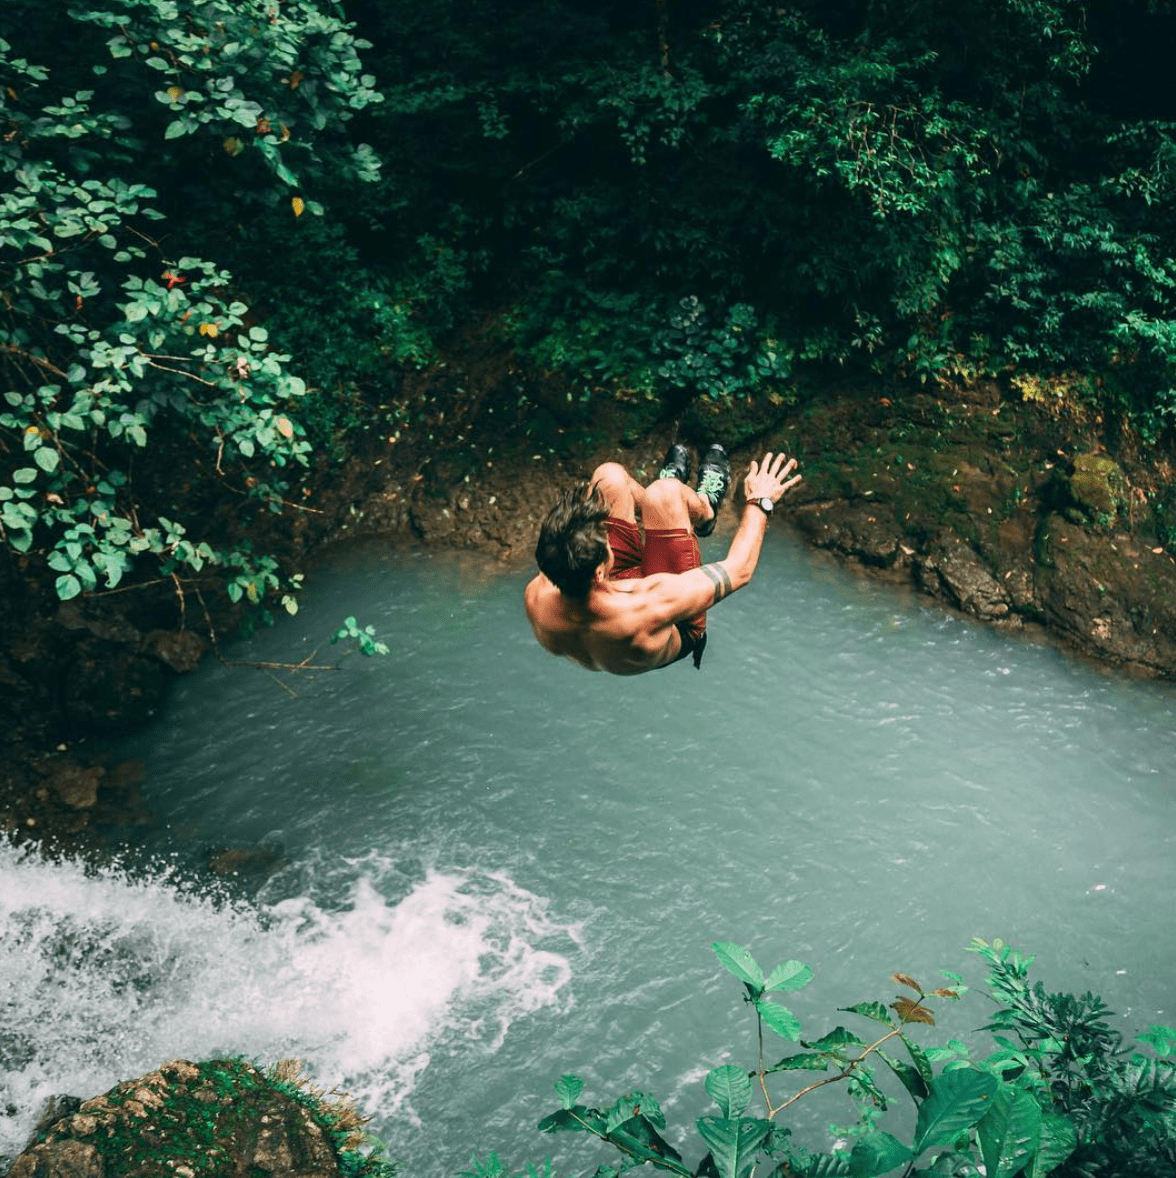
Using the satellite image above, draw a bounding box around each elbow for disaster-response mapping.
[727,563,754,593]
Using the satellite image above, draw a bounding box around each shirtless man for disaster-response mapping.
[524,443,801,674]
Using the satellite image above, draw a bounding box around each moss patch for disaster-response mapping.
[8,1058,396,1178]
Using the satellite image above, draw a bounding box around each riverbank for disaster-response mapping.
[3,341,1176,856]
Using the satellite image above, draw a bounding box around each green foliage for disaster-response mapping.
[0,0,381,611]
[969,938,1176,1176]
[330,615,389,657]
[461,1154,557,1178]
[474,938,1176,1178]
[343,0,1176,433]
[11,0,1176,621]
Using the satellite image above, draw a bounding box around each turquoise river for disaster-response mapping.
[2,527,1174,1173]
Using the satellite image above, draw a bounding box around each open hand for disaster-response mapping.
[743,451,801,504]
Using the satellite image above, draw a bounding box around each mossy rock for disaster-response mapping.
[1068,453,1125,524]
[7,1059,392,1178]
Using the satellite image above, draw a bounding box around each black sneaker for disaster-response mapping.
[694,443,730,537]
[657,442,691,483]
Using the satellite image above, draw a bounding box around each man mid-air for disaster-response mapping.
[524,443,801,674]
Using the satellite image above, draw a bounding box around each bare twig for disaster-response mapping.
[1,344,69,379]
[766,1025,906,1118]
[220,651,335,673]
[170,570,186,630]
[145,358,222,389]
[194,583,224,663]
[262,667,299,697]
[87,576,174,597]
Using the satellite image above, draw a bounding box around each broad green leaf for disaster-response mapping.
[705,1066,752,1118]
[978,1086,1041,1178]
[841,1001,892,1025]
[713,942,764,991]
[849,1065,888,1110]
[913,1069,997,1155]
[902,1035,934,1085]
[608,1109,687,1173]
[55,573,82,600]
[604,1094,640,1133]
[554,1074,583,1110]
[848,1131,913,1177]
[13,468,38,485]
[96,551,126,590]
[74,559,97,592]
[765,959,813,992]
[1028,1113,1077,1178]
[696,1116,772,1178]
[537,1105,604,1135]
[924,1045,967,1063]
[1137,1024,1176,1056]
[878,1049,928,1101]
[804,1027,866,1053]
[34,446,59,473]
[756,998,801,1041]
[768,1052,831,1073]
[633,1092,666,1129]
[803,1155,851,1176]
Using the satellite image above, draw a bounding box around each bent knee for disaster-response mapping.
[641,476,683,509]
[590,462,632,500]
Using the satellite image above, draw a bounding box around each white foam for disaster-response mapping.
[0,838,576,1165]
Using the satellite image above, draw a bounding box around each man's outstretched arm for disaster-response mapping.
[646,451,802,625]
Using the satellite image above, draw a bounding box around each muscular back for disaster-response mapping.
[524,573,685,674]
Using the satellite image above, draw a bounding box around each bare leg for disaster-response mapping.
[589,462,645,524]
[640,474,713,533]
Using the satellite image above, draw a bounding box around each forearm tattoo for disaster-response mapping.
[700,563,734,603]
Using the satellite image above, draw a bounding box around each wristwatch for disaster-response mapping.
[750,497,774,516]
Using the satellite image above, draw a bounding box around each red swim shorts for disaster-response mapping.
[605,517,707,669]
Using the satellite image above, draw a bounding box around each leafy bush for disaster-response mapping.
[468,938,1176,1177]
[0,0,381,609]
[347,0,1176,432]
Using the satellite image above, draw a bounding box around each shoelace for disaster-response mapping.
[697,469,727,501]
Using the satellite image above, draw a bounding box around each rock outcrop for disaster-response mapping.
[4,1059,362,1178]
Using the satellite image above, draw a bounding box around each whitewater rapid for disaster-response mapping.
[0,837,578,1166]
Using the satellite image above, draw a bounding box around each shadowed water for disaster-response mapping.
[3,529,1174,1172]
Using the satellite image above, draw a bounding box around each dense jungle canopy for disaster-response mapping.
[3,0,1176,610]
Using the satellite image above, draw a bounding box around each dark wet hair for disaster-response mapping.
[535,481,610,599]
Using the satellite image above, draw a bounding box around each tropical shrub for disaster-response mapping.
[0,0,381,610]
[467,938,1176,1177]
[349,0,1176,432]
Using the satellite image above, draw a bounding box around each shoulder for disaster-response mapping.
[524,573,558,620]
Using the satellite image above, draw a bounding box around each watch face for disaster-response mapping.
[759,497,774,512]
